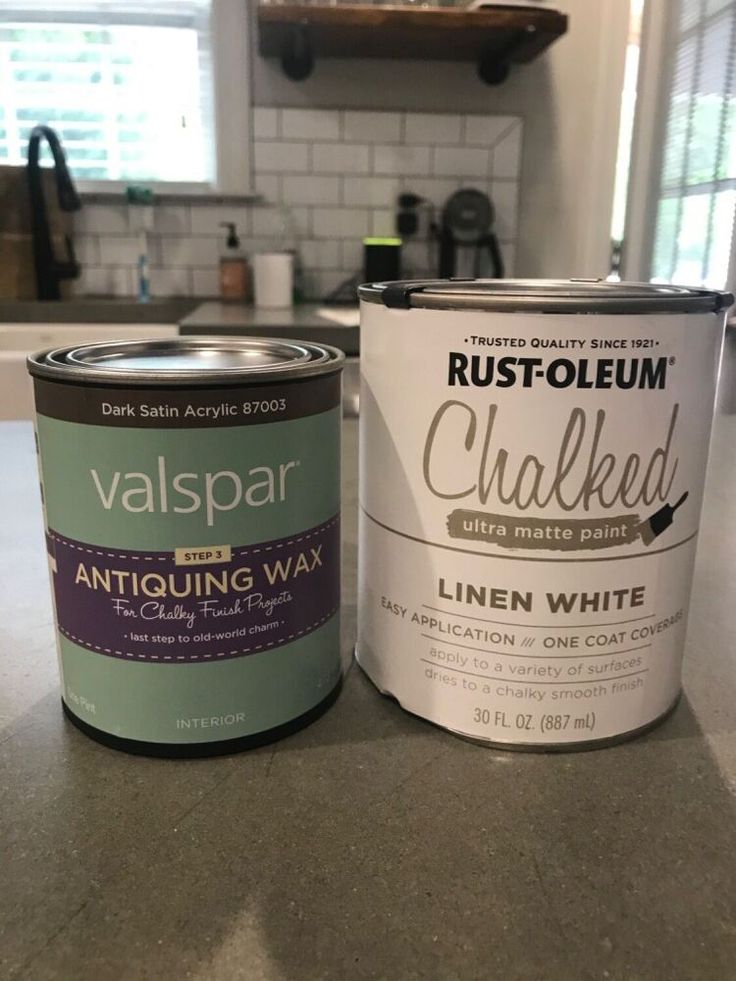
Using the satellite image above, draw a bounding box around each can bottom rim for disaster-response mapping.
[444,692,681,753]
[355,653,680,753]
[61,679,342,758]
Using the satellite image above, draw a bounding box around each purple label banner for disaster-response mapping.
[47,517,339,664]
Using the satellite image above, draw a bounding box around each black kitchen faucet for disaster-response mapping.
[26,124,82,300]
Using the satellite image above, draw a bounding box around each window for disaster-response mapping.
[650,0,735,288]
[0,0,252,194]
[623,0,736,290]
[609,0,645,278]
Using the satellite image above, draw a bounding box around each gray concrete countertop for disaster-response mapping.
[179,302,360,355]
[0,298,198,325]
[4,400,736,979]
[0,299,360,355]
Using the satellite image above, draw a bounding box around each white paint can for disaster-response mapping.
[357,280,732,749]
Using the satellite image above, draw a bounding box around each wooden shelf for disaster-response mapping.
[257,3,568,84]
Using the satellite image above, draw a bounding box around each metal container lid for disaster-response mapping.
[359,278,734,314]
[28,336,344,386]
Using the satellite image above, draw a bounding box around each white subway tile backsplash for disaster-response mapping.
[492,124,523,179]
[491,181,519,240]
[146,236,164,266]
[152,206,190,236]
[302,269,347,302]
[158,236,219,267]
[464,115,519,147]
[370,210,397,237]
[373,144,431,176]
[150,267,192,297]
[253,107,279,140]
[343,176,400,208]
[249,206,311,242]
[500,242,516,277]
[341,239,363,272]
[74,235,99,266]
[190,206,250,237]
[312,143,371,175]
[405,113,462,145]
[254,173,280,202]
[298,239,340,270]
[236,238,263,257]
[99,236,142,266]
[282,175,341,206]
[399,176,460,206]
[192,267,220,297]
[313,208,370,239]
[343,111,401,143]
[433,146,490,178]
[75,266,136,297]
[254,141,310,173]
[70,273,88,297]
[79,109,521,298]
[402,241,435,278]
[285,207,311,238]
[281,108,340,141]
[251,205,292,238]
[77,204,129,235]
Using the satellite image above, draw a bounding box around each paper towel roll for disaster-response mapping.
[254,253,293,309]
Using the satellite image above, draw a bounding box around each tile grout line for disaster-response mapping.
[76,112,523,297]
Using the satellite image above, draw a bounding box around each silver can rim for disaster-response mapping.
[27,336,346,387]
[358,278,734,314]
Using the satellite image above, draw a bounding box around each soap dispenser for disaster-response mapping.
[219,222,250,301]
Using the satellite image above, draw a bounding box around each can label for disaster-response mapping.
[357,306,723,745]
[34,376,341,744]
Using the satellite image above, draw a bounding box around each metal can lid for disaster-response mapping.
[28,336,344,386]
[359,278,734,314]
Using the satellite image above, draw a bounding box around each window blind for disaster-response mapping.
[650,0,736,288]
[0,0,213,184]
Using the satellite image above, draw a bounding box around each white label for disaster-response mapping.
[356,303,724,745]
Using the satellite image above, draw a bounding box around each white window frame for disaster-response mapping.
[622,0,736,292]
[571,0,633,279]
[1,0,254,197]
[622,0,681,282]
[208,0,253,198]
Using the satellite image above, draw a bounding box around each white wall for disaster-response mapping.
[514,0,631,278]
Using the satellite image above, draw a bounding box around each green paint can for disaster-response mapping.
[28,337,344,757]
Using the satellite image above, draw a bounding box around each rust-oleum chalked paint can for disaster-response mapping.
[28,338,344,757]
[356,280,732,750]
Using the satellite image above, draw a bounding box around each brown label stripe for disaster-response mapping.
[32,372,341,428]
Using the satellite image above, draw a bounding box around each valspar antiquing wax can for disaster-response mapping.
[28,337,344,757]
[357,280,732,749]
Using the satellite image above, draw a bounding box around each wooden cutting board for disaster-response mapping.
[0,165,76,300]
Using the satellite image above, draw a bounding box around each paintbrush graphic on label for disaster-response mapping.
[636,491,689,546]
